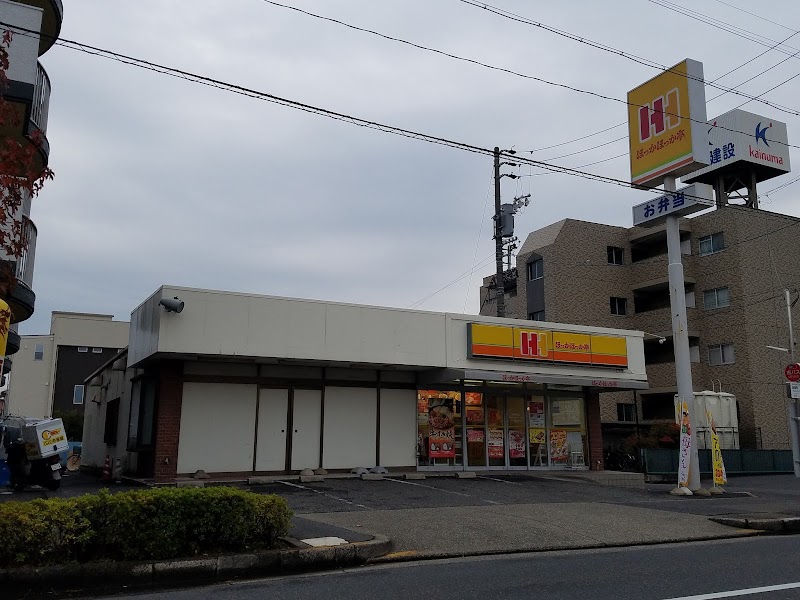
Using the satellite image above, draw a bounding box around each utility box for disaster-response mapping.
[20,418,69,460]
[674,391,739,449]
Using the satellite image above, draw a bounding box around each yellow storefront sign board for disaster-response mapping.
[468,323,627,368]
[627,59,709,186]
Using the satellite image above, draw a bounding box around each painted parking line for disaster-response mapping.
[278,480,369,509]
[663,581,800,599]
[477,475,522,485]
[386,477,503,505]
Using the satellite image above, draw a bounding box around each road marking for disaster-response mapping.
[278,480,369,509]
[386,477,471,497]
[664,581,800,599]
[477,475,521,484]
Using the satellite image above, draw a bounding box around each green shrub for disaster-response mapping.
[0,487,291,567]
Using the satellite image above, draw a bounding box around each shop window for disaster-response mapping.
[610,297,627,316]
[33,343,44,361]
[708,343,735,366]
[699,232,724,256]
[607,246,624,265]
[617,403,635,422]
[128,379,157,450]
[73,385,84,405]
[417,390,462,468]
[527,259,543,281]
[528,310,545,321]
[549,395,586,468]
[104,398,120,446]
[703,287,730,309]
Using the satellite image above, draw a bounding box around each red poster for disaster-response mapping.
[488,429,504,458]
[466,406,484,424]
[428,397,456,458]
[467,429,484,443]
[465,392,483,405]
[509,430,526,458]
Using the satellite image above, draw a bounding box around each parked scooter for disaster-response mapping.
[0,416,67,491]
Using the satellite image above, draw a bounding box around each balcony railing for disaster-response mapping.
[31,62,51,134]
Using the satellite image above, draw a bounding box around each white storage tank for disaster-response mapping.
[674,391,739,449]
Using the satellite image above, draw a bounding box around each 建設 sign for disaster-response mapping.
[628,59,710,187]
[632,183,713,228]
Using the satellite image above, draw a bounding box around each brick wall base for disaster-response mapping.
[153,361,183,482]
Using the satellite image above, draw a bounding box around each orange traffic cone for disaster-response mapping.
[101,455,111,483]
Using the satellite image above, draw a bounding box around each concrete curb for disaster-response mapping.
[0,535,392,596]
[369,531,761,564]
[710,516,800,533]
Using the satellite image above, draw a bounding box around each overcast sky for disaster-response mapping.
[19,0,800,333]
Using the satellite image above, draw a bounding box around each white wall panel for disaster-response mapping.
[177,383,256,474]
[322,387,377,470]
[379,389,416,467]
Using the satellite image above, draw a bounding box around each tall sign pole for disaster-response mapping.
[627,59,711,494]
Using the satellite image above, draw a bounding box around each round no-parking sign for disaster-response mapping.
[785,363,800,382]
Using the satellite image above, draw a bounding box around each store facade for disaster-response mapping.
[82,286,648,482]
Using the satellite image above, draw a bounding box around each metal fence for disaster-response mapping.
[641,448,794,475]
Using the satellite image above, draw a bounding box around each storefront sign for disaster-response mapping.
[509,430,526,458]
[488,429,504,458]
[529,401,545,427]
[707,409,727,486]
[632,183,713,228]
[529,427,546,445]
[677,400,692,488]
[627,58,709,186]
[550,429,568,464]
[468,324,628,368]
[428,397,456,458]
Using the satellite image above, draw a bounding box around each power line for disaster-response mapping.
[455,0,800,116]
[709,0,797,33]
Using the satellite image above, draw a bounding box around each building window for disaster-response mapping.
[33,343,44,361]
[527,259,543,281]
[610,297,627,316]
[703,287,730,309]
[78,347,88,353]
[699,232,724,256]
[92,347,103,354]
[73,385,85,405]
[708,343,735,366]
[529,310,545,321]
[617,403,635,422]
[607,246,624,265]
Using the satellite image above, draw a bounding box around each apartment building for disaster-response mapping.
[481,206,800,450]
[7,312,129,418]
[0,0,63,409]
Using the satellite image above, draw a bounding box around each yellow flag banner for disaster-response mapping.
[707,409,727,486]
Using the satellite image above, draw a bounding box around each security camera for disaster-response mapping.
[658,337,666,344]
[159,297,184,313]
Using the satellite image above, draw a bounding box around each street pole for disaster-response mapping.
[664,175,704,493]
[785,289,800,477]
[493,146,505,318]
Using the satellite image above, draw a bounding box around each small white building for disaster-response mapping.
[82,286,649,481]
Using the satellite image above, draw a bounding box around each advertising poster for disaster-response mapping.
[467,429,484,443]
[488,429,504,458]
[707,409,727,486]
[529,400,545,427]
[678,400,692,488]
[550,429,568,463]
[466,406,484,424]
[428,397,456,458]
[509,430,526,458]
[417,397,429,425]
[465,392,483,405]
[529,427,546,445]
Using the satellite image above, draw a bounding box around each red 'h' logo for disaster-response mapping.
[520,331,542,357]
[639,88,680,142]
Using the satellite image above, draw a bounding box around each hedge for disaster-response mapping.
[0,487,292,567]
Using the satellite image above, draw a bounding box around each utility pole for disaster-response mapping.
[493,147,518,318]
[493,147,505,318]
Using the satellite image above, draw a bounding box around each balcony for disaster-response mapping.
[0,62,51,173]
[7,279,34,323]
[6,328,20,356]
[11,0,63,55]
